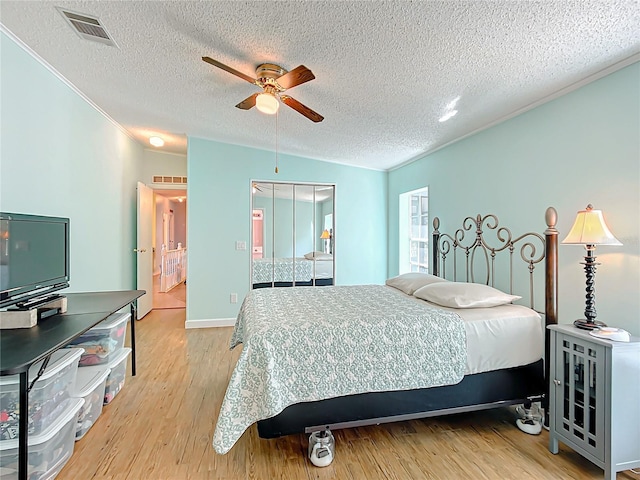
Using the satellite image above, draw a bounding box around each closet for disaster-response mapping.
[251,182,335,288]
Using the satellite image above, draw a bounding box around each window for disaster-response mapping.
[399,187,429,274]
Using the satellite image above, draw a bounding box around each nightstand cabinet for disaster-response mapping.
[548,324,640,480]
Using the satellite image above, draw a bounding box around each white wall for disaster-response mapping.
[171,199,187,248]
[141,149,187,187]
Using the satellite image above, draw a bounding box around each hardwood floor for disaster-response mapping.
[152,274,186,309]
[59,309,637,479]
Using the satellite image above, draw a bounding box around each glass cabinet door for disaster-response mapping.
[556,334,606,462]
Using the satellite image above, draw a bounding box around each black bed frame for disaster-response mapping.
[257,208,559,437]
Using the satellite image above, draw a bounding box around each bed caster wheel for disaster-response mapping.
[516,417,542,435]
[516,402,543,435]
[308,427,335,467]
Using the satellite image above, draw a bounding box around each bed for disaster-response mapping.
[215,208,558,454]
[252,253,334,288]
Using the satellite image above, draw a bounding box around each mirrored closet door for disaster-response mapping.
[251,181,335,289]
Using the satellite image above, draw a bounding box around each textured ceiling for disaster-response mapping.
[1,1,638,171]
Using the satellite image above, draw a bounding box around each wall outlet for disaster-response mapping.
[230,293,238,304]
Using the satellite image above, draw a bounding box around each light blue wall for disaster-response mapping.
[0,32,143,293]
[388,63,640,335]
[187,138,387,321]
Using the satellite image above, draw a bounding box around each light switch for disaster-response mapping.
[235,241,246,250]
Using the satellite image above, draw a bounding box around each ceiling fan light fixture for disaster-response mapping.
[256,93,279,115]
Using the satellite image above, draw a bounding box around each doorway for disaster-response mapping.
[252,209,264,259]
[152,189,187,309]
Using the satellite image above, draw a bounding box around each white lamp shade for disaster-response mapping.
[256,93,279,115]
[562,205,622,246]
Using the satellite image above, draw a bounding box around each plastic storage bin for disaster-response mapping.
[103,348,131,405]
[0,397,83,480]
[66,311,130,367]
[0,348,83,440]
[71,366,110,440]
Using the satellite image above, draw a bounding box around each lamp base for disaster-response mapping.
[573,319,607,330]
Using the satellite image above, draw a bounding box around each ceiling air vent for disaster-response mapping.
[57,8,118,47]
[153,175,187,185]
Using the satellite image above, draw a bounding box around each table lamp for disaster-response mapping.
[562,204,622,330]
[320,229,331,254]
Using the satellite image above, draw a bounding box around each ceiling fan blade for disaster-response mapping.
[281,95,324,123]
[236,93,258,110]
[202,56,256,84]
[277,65,315,90]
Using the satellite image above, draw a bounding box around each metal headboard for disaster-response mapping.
[431,213,546,310]
[432,208,559,423]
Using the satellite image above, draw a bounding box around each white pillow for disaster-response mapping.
[385,273,448,295]
[413,282,521,308]
[304,251,333,260]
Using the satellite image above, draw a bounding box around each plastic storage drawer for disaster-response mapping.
[0,397,83,480]
[71,366,110,440]
[103,348,131,405]
[66,311,130,367]
[0,348,83,439]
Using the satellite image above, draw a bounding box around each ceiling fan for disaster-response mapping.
[202,57,324,123]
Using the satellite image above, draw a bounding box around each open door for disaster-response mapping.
[136,181,154,318]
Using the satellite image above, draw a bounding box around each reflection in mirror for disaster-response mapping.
[251,181,335,289]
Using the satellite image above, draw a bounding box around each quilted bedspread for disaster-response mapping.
[252,257,313,283]
[213,285,466,454]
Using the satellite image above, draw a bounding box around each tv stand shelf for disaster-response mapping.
[0,290,145,480]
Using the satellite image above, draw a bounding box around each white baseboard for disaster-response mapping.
[185,318,235,329]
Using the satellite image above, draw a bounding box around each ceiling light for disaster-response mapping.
[446,96,461,111]
[439,110,458,123]
[149,136,164,147]
[256,93,279,115]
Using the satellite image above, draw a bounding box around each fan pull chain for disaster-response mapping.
[275,108,279,173]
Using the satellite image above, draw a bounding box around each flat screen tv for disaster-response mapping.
[0,213,70,309]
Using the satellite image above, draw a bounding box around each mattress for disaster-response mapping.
[399,289,544,375]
